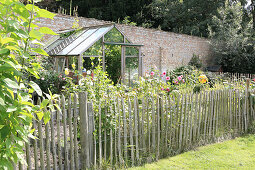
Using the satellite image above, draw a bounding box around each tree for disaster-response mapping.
[209,1,255,73]
[136,0,225,37]
[252,0,255,29]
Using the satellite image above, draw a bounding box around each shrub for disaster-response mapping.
[188,54,203,69]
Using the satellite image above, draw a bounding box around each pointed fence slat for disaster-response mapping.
[50,109,57,170]
[128,97,134,166]
[32,115,39,170]
[68,94,74,170]
[156,97,160,160]
[37,98,45,170]
[56,99,62,170]
[73,94,79,169]
[117,98,123,165]
[61,95,69,170]
[134,96,140,164]
[45,118,51,170]
[122,97,128,164]
[98,102,102,167]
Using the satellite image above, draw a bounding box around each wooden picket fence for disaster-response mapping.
[19,88,255,169]
[215,72,255,82]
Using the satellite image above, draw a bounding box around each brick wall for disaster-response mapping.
[37,14,212,73]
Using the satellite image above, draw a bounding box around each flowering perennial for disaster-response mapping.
[199,75,208,84]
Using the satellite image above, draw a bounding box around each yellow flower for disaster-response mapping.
[65,68,69,75]
[72,63,76,69]
[199,75,207,84]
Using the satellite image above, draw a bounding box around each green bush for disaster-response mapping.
[188,54,203,69]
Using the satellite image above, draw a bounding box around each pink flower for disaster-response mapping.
[181,75,183,78]
[62,78,65,80]
[166,77,170,80]
[253,78,255,82]
[174,80,178,84]
[161,88,164,90]
[162,71,166,75]
[166,88,170,92]
[182,79,185,83]
[177,76,182,81]
[151,71,154,76]
[161,74,164,77]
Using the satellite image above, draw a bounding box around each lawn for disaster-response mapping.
[130,135,255,169]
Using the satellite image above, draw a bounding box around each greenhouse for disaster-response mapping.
[44,24,143,84]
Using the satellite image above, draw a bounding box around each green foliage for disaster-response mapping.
[188,54,203,69]
[0,0,58,168]
[33,70,66,94]
[36,0,255,39]
[209,1,255,73]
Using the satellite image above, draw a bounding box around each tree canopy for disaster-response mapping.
[35,0,255,73]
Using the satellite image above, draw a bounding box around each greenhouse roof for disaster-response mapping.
[44,24,142,56]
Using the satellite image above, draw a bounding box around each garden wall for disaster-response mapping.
[37,14,212,73]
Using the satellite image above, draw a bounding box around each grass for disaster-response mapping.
[130,134,255,169]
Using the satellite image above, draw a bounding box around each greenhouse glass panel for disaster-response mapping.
[68,26,113,55]
[45,39,63,53]
[125,57,139,86]
[58,29,96,55]
[104,27,124,43]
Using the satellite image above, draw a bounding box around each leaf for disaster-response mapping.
[25,4,35,11]
[19,111,34,118]
[20,92,30,102]
[44,111,51,124]
[7,106,17,112]
[0,48,10,55]
[36,111,44,121]
[6,45,20,51]
[40,99,49,109]
[13,3,30,19]
[0,125,4,129]
[15,29,29,39]
[26,67,40,79]
[29,81,42,96]
[0,159,13,170]
[29,29,44,40]
[0,96,5,106]
[54,104,61,112]
[0,126,9,140]
[32,48,49,56]
[0,37,15,45]
[3,78,20,89]
[37,8,55,19]
[39,27,57,35]
[31,39,45,46]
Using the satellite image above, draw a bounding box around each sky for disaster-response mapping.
[246,0,251,8]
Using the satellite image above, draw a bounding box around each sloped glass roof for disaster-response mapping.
[45,24,115,56]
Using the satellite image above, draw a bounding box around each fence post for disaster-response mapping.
[246,78,251,130]
[87,102,95,167]
[79,92,90,168]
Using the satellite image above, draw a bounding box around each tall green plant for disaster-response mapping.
[209,1,255,73]
[0,0,58,168]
